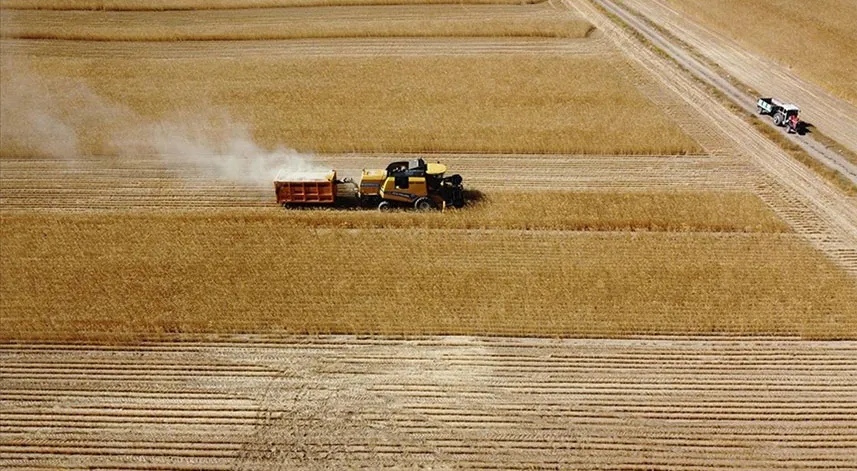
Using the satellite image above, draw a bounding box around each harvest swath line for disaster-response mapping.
[1,337,856,469]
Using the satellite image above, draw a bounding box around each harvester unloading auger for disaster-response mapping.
[274,158,465,211]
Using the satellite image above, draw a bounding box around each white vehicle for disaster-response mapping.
[757,97,801,133]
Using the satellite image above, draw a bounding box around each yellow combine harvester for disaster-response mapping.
[275,158,465,211]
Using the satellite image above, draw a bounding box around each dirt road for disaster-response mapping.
[568,0,857,275]
[618,0,857,157]
[2,337,856,469]
[589,0,857,184]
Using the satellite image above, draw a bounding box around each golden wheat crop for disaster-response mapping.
[1,212,854,342]
[663,0,857,105]
[276,191,790,233]
[1,53,701,156]
[0,0,546,9]
[0,5,593,41]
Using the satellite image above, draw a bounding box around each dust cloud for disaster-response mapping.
[0,57,323,187]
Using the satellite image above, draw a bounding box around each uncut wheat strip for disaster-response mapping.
[0,36,609,58]
[0,5,594,41]
[0,0,548,9]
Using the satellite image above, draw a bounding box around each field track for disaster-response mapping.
[604,0,857,178]
[616,0,857,156]
[2,336,856,469]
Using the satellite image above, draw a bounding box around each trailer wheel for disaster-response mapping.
[773,112,784,126]
[414,197,434,211]
[378,201,392,212]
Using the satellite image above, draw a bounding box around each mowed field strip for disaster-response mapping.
[0,153,753,210]
[2,337,856,469]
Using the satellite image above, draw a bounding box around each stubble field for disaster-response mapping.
[2,0,857,468]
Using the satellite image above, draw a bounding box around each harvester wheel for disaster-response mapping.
[414,197,434,211]
[377,201,392,212]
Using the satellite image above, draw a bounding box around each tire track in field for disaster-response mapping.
[0,153,750,210]
[2,337,856,469]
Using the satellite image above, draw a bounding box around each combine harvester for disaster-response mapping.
[275,158,465,211]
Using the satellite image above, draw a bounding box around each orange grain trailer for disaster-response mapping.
[274,170,337,205]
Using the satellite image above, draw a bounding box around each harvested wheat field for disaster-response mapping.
[2,0,857,468]
[2,337,856,469]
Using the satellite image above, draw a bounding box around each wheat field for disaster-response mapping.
[0,5,594,41]
[0,0,546,8]
[2,211,854,342]
[270,191,791,232]
[1,53,701,156]
[3,1,857,468]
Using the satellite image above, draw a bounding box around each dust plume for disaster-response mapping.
[0,56,323,187]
